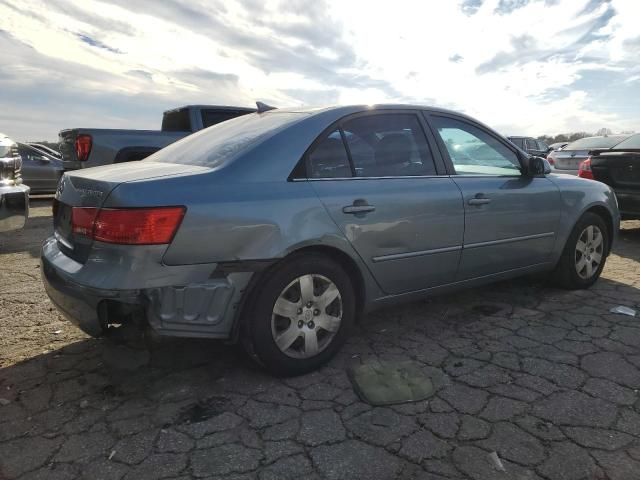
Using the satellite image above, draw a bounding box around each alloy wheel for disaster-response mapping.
[575,225,604,280]
[271,274,343,359]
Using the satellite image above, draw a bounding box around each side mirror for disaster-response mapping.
[527,156,551,176]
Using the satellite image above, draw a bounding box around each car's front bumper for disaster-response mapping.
[41,236,253,339]
[0,184,29,232]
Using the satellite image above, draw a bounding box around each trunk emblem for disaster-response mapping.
[77,188,104,199]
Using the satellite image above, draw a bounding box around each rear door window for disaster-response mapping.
[341,114,437,177]
[307,130,352,178]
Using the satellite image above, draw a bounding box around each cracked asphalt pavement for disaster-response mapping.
[1,199,640,480]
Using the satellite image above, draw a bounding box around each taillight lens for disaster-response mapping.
[546,153,555,165]
[75,134,92,162]
[72,207,98,236]
[71,206,185,244]
[578,157,594,180]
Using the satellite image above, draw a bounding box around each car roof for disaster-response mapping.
[164,105,258,114]
[257,104,498,132]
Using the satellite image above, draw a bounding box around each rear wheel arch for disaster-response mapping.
[231,245,366,343]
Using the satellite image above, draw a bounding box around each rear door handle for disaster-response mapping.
[468,194,491,206]
[343,200,375,214]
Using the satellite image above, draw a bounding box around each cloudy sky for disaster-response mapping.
[0,0,638,141]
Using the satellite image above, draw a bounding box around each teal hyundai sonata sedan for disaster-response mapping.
[42,104,620,375]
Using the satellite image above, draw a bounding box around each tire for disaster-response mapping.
[552,212,609,289]
[243,253,356,376]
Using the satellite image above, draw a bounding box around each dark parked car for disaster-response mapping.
[507,136,550,157]
[578,133,640,220]
[42,105,619,375]
[58,105,256,171]
[547,135,629,175]
[27,143,62,159]
[549,142,569,151]
[17,143,63,194]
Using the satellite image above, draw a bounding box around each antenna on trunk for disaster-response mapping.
[256,101,277,113]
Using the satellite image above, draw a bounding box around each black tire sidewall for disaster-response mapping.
[246,254,356,376]
[556,212,609,289]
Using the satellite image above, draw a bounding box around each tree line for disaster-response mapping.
[538,128,635,145]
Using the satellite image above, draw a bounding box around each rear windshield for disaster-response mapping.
[612,133,640,150]
[565,136,628,150]
[147,112,304,167]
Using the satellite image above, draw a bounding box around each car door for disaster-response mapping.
[426,113,561,280]
[18,145,61,193]
[305,111,465,295]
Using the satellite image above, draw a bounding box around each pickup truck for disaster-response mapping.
[507,136,551,157]
[0,133,29,232]
[58,105,255,170]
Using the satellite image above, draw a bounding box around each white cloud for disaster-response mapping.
[0,0,638,140]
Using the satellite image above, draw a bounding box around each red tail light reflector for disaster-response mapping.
[72,207,98,236]
[578,157,594,180]
[75,134,92,162]
[71,206,185,244]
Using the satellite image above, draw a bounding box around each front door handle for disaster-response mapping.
[343,199,375,214]
[468,194,491,206]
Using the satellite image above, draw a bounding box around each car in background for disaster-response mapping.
[507,137,550,158]
[17,143,63,194]
[507,136,551,157]
[42,104,619,375]
[58,105,256,171]
[27,143,62,159]
[578,133,640,220]
[547,135,629,176]
[0,133,29,232]
[549,142,569,151]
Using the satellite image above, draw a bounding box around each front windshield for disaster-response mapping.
[612,133,640,150]
[565,135,628,150]
[146,111,305,167]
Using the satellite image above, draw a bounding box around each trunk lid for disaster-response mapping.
[54,162,208,262]
[553,149,590,170]
[591,152,640,191]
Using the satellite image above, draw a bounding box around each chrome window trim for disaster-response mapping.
[293,173,527,181]
[293,175,452,182]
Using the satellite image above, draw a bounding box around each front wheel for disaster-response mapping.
[552,212,609,289]
[243,254,356,376]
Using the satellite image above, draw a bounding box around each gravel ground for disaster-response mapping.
[1,198,640,480]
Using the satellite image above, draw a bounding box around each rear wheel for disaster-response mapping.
[552,212,609,289]
[243,254,356,376]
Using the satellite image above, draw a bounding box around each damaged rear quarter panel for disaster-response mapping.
[157,179,346,265]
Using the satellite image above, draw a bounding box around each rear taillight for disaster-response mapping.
[578,157,594,180]
[72,207,99,236]
[546,153,555,165]
[71,206,185,244]
[75,134,92,162]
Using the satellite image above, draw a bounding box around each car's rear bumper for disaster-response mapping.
[40,236,253,339]
[551,167,579,176]
[614,190,640,220]
[0,184,29,232]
